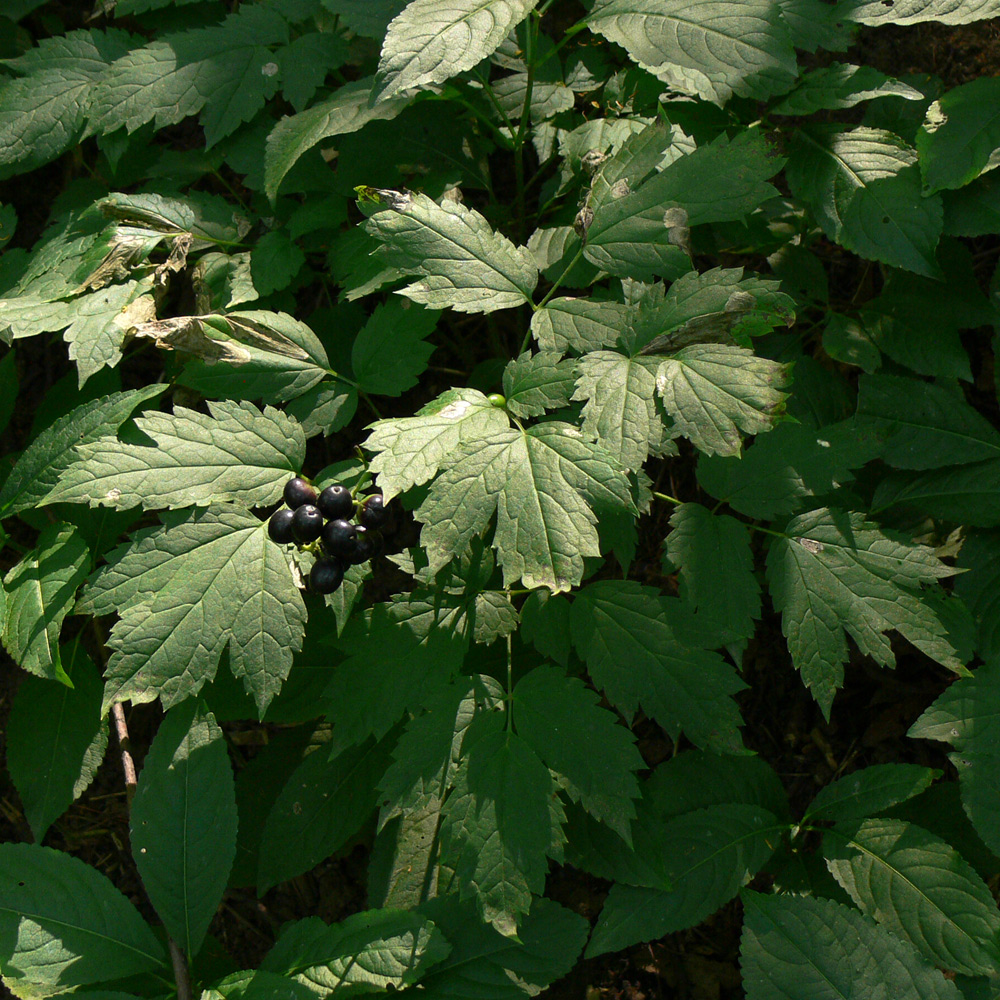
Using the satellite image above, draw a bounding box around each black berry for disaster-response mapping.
[291,504,323,543]
[358,493,389,529]
[322,518,357,559]
[317,484,354,520]
[283,477,317,509]
[267,508,296,544]
[310,557,345,594]
[349,524,383,564]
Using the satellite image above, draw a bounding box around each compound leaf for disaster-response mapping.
[373,0,540,103]
[741,891,963,1000]
[530,297,629,354]
[131,700,237,959]
[364,388,511,501]
[766,507,962,717]
[824,818,1000,975]
[76,506,307,715]
[586,0,797,103]
[417,422,634,592]
[45,399,305,510]
[361,188,538,314]
[2,523,89,683]
[570,580,747,754]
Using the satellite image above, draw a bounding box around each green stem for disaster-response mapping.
[506,629,514,731]
[536,246,585,312]
[513,16,538,242]
[652,490,682,506]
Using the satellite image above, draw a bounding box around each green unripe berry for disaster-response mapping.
[487,393,507,408]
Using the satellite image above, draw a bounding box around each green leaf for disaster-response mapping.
[0,843,166,990]
[570,580,747,753]
[586,0,797,103]
[0,29,135,179]
[323,596,468,747]
[87,6,288,147]
[916,78,1000,193]
[130,701,237,958]
[530,297,629,354]
[773,62,924,115]
[653,344,789,456]
[352,299,438,396]
[824,818,1000,975]
[0,384,165,517]
[697,418,880,520]
[414,895,588,999]
[286,380,358,438]
[174,311,333,404]
[264,77,413,200]
[626,266,796,355]
[586,803,780,956]
[572,350,665,470]
[361,189,538,314]
[502,351,576,419]
[909,661,1000,858]
[2,523,89,682]
[803,763,940,824]
[320,0,408,39]
[374,677,503,907]
[857,374,1000,469]
[943,170,1000,236]
[837,0,1000,25]
[258,736,395,892]
[438,711,554,934]
[583,126,781,281]
[416,422,634,591]
[259,909,450,992]
[765,507,962,717]
[955,531,1000,661]
[786,124,944,277]
[250,229,306,296]
[44,399,305,510]
[665,503,761,644]
[76,507,307,715]
[6,642,108,842]
[872,461,1000,526]
[741,891,963,1000]
[372,0,540,103]
[513,665,643,839]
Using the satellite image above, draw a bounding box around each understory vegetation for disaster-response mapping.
[2,0,1000,997]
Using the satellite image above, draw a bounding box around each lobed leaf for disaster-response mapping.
[77,507,307,715]
[361,189,538,314]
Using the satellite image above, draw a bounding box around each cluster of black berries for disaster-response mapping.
[268,477,389,594]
